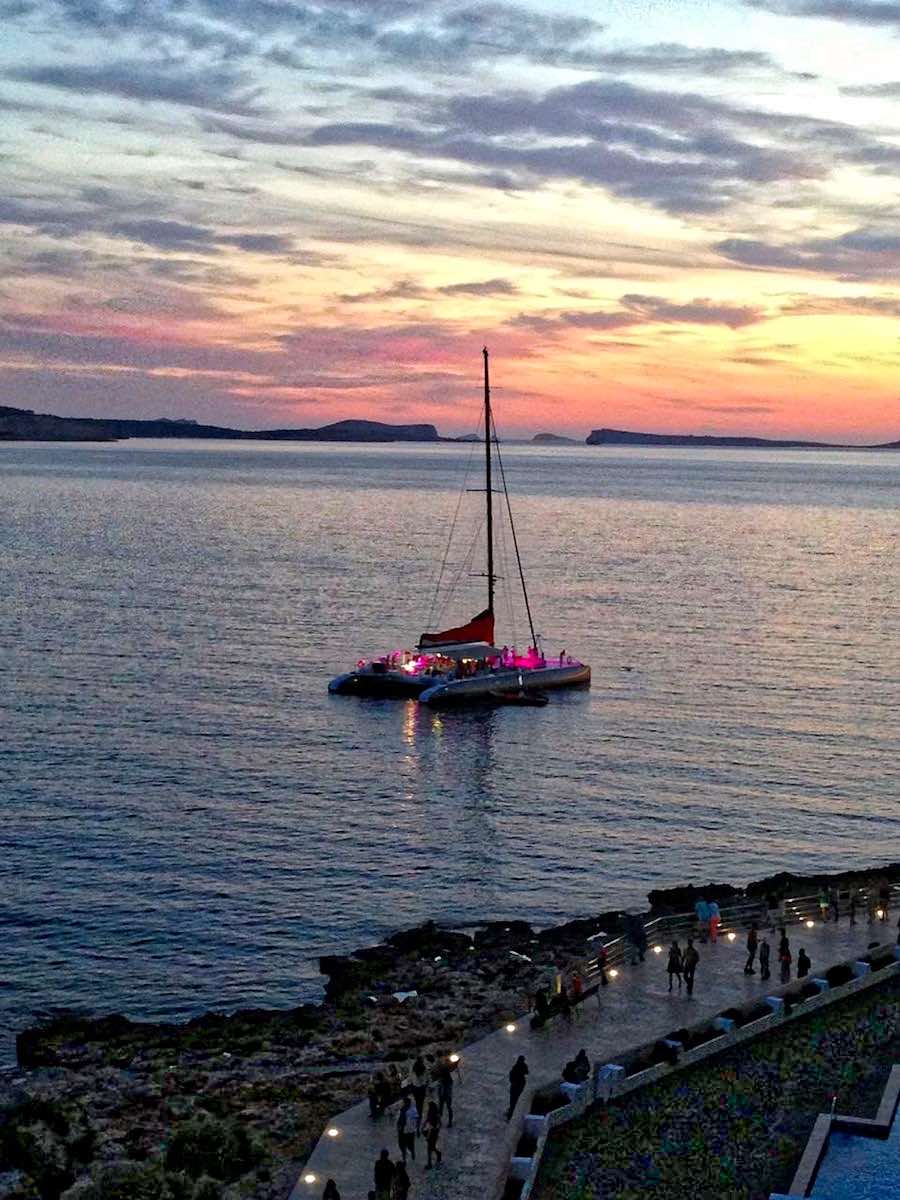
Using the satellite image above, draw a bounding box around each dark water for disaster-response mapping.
[2,440,898,1063]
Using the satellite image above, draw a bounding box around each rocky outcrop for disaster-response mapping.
[586,427,841,448]
[0,406,440,443]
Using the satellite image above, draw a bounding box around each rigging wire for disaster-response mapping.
[425,434,478,629]
[496,494,518,652]
[435,509,485,627]
[491,413,539,650]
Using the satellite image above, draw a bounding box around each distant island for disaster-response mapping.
[532,432,578,445]
[0,406,439,443]
[2,405,896,449]
[586,427,899,450]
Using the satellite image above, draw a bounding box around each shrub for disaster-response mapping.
[66,1162,191,1200]
[164,1118,260,1182]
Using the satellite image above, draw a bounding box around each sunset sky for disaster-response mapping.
[3,0,900,440]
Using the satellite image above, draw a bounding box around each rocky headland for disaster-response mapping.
[585,427,900,449]
[2,863,897,1200]
[0,407,439,444]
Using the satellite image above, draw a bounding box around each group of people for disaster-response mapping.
[664,938,700,995]
[369,1054,454,1198]
[818,882,893,925]
[359,884,897,1200]
[693,897,723,942]
[661,922,817,997]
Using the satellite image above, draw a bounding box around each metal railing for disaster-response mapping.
[577,888,899,990]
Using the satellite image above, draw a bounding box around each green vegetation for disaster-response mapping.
[534,975,900,1200]
[164,1116,261,1181]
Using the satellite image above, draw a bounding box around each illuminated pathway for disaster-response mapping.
[290,918,889,1200]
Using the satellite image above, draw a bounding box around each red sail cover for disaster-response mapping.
[419,608,495,648]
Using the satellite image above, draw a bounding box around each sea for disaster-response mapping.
[2,439,898,1065]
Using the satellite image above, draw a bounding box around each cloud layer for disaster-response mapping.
[2,0,900,438]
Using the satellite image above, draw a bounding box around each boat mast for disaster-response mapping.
[483,345,494,616]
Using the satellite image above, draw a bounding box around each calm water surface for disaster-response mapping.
[2,440,898,1063]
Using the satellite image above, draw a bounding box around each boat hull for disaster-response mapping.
[419,663,590,707]
[328,670,435,699]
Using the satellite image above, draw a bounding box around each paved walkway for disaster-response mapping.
[290,917,889,1200]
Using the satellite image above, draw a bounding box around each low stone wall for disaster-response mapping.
[508,945,900,1200]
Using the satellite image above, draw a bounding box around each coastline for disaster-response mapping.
[3,862,898,1200]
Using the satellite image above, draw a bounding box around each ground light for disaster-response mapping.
[505,1023,516,1033]
[303,1174,316,1185]
[653,945,663,954]
[449,1053,460,1064]
[326,1127,339,1138]
[608,968,619,978]
[727,932,736,941]
[807,920,815,928]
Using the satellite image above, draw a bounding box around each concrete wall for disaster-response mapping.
[510,953,900,1200]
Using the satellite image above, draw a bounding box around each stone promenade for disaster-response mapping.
[290,916,888,1200]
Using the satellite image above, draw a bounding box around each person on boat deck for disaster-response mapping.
[560,648,567,664]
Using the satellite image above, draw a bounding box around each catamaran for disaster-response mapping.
[328,349,591,706]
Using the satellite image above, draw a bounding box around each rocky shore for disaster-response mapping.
[2,863,897,1200]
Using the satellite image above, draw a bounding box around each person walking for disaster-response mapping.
[594,944,609,987]
[744,923,759,975]
[507,1055,529,1120]
[534,984,550,1020]
[624,911,647,962]
[683,938,699,997]
[818,888,830,922]
[411,1056,428,1132]
[436,1061,454,1128]
[369,1073,385,1119]
[667,941,683,992]
[779,932,792,983]
[422,1100,443,1169]
[391,1160,410,1200]
[759,937,771,980]
[570,971,584,1003]
[879,880,891,921]
[694,897,711,944]
[396,1096,417,1163]
[374,1150,395,1200]
[829,888,840,923]
[797,948,811,978]
[849,890,858,926]
[322,1181,340,1200]
[708,900,721,943]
